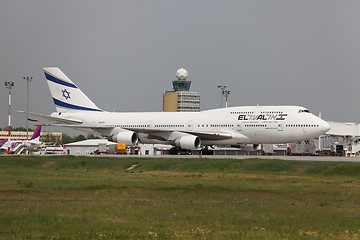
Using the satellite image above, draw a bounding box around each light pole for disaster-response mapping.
[23,76,32,139]
[217,85,227,108]
[222,89,230,108]
[5,81,14,155]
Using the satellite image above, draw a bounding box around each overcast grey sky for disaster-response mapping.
[1,1,360,134]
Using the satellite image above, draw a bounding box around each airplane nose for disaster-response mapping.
[319,120,330,134]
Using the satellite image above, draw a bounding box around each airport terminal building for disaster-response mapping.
[0,129,62,142]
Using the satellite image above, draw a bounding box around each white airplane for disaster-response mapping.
[22,67,330,150]
[1,126,42,152]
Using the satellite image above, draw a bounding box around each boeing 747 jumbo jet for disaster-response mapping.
[23,68,330,150]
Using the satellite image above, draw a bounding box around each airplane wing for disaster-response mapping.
[123,127,233,141]
[38,123,108,129]
[183,131,233,140]
[18,111,83,125]
[17,111,110,135]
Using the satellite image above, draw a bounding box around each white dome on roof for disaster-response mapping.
[176,68,188,80]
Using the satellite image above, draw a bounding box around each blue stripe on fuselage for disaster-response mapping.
[53,98,102,112]
[45,72,77,88]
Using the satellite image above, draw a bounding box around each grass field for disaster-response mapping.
[1,156,360,239]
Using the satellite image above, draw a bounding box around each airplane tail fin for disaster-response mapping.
[0,139,7,148]
[43,67,102,113]
[30,126,42,141]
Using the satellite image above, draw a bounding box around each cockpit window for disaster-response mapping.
[298,109,310,113]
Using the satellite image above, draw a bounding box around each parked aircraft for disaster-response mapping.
[0,126,42,153]
[21,68,330,150]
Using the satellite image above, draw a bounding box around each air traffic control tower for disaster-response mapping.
[163,68,200,112]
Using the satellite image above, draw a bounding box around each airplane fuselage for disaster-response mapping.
[52,105,329,146]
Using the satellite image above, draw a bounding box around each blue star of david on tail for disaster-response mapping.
[62,89,71,100]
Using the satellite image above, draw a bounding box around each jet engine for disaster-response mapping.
[174,135,201,150]
[109,129,138,146]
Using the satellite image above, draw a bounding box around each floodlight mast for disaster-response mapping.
[23,76,32,139]
[223,89,230,108]
[5,81,14,155]
[217,85,226,108]
[217,85,230,108]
